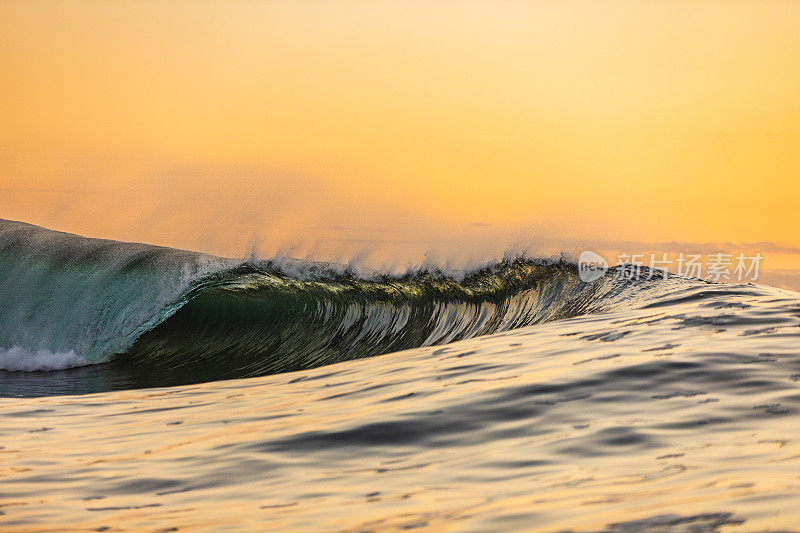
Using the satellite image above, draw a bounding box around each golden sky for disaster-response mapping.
[1,1,799,273]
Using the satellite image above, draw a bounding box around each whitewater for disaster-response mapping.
[1,218,799,531]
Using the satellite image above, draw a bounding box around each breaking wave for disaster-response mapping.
[0,219,669,387]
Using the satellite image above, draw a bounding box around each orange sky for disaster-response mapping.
[1,1,798,274]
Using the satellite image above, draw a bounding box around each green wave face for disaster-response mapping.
[119,261,601,384]
[0,219,226,365]
[0,218,641,389]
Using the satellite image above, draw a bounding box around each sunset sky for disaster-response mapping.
[1,1,798,282]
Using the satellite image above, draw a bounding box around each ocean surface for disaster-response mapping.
[1,218,799,532]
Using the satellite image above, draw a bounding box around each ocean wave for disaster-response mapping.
[0,219,674,385]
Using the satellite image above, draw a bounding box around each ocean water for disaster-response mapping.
[1,219,799,532]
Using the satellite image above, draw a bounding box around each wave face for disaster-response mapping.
[0,219,646,390]
[0,219,226,370]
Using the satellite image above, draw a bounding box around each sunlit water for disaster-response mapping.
[2,220,799,531]
[2,276,799,531]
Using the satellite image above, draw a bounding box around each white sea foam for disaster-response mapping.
[255,246,564,283]
[0,346,90,372]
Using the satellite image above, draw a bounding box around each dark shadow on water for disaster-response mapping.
[0,360,223,398]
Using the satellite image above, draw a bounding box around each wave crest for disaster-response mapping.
[0,219,659,384]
